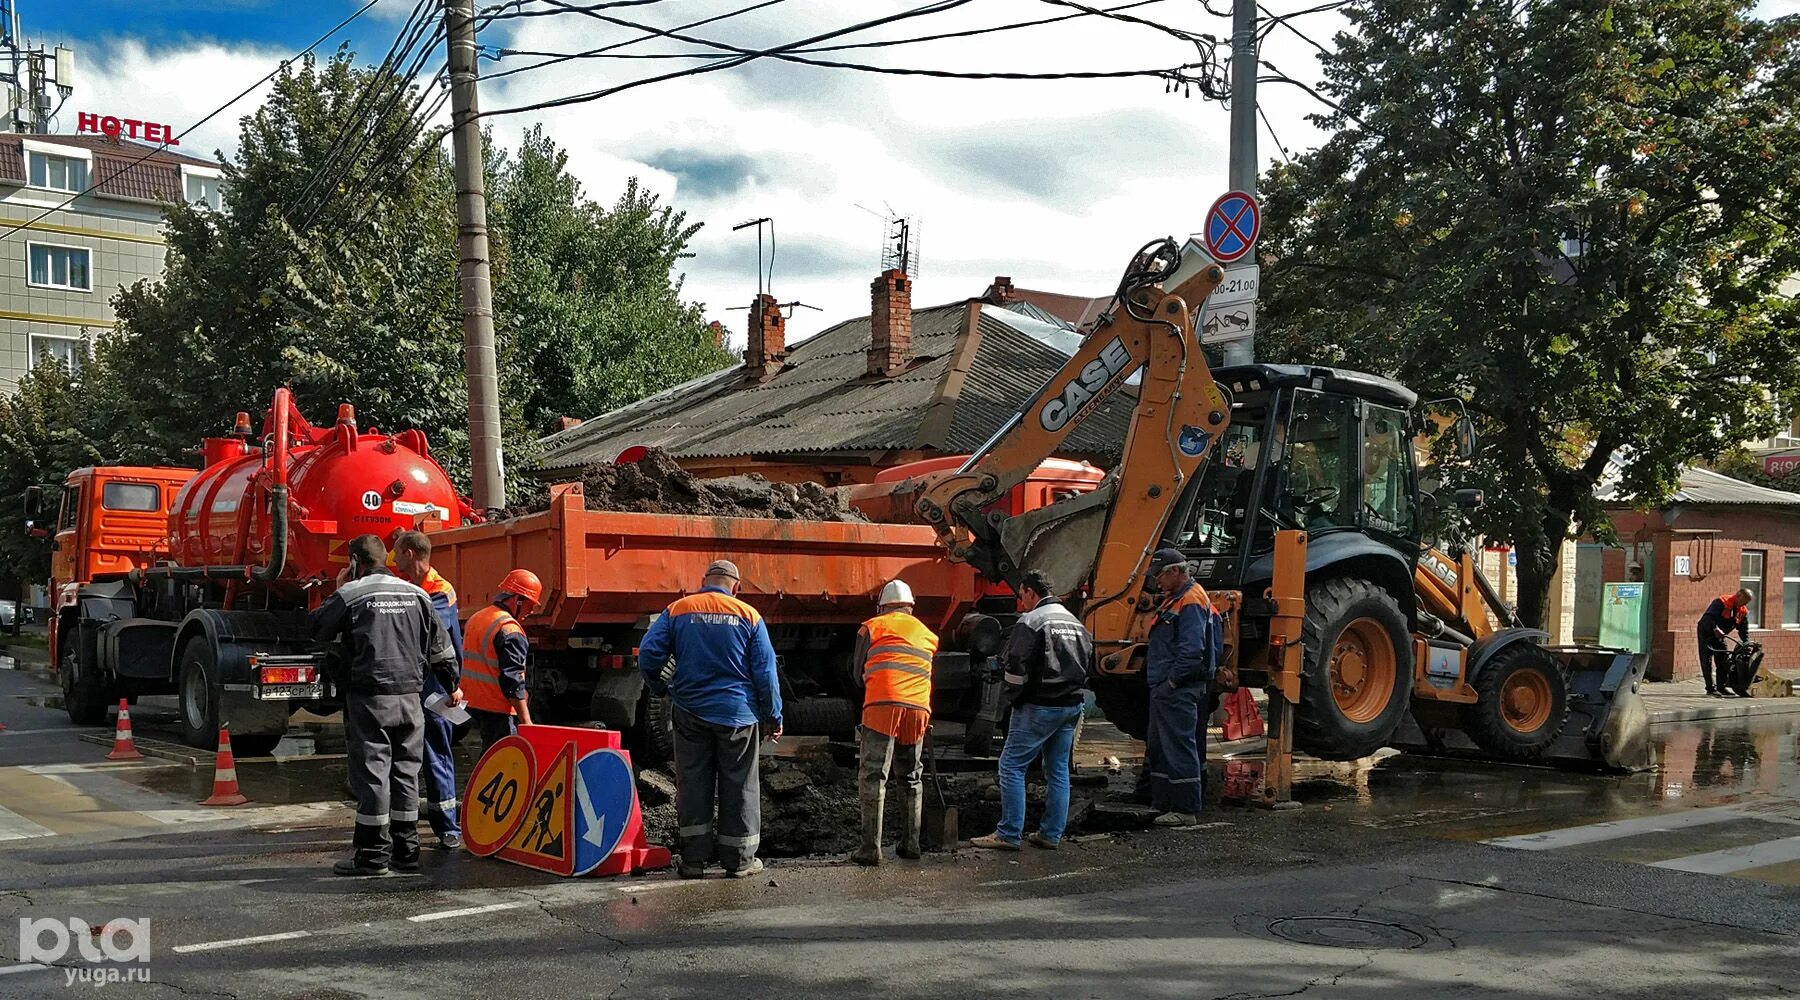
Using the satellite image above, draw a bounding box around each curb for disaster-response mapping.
[1646,699,1800,725]
[0,642,50,665]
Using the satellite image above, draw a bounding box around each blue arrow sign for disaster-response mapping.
[572,749,636,875]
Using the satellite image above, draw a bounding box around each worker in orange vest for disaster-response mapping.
[1698,588,1753,697]
[462,569,542,749]
[850,579,938,866]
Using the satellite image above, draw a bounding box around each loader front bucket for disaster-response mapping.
[1542,646,1651,772]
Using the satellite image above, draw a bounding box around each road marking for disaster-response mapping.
[1482,806,1787,850]
[0,803,55,841]
[21,762,164,775]
[407,902,525,923]
[0,964,51,975]
[1651,835,1800,875]
[615,880,702,894]
[171,931,312,954]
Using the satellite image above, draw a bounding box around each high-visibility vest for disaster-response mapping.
[462,604,525,715]
[861,612,938,713]
[1716,593,1748,624]
[420,567,457,607]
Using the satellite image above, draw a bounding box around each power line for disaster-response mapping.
[485,0,791,81]
[509,0,1210,85]
[1257,102,1293,164]
[0,0,389,244]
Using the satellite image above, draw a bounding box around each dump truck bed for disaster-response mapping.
[428,490,981,641]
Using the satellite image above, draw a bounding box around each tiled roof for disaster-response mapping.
[534,300,1133,473]
[0,133,220,203]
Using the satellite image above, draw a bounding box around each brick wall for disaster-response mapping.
[1599,507,1800,680]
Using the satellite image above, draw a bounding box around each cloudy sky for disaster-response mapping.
[35,1,1800,345]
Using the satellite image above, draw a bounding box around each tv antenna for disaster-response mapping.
[732,217,775,297]
[880,211,921,277]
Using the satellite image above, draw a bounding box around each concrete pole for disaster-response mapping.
[1223,0,1258,366]
[444,0,506,514]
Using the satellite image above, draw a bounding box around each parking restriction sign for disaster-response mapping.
[1204,190,1261,264]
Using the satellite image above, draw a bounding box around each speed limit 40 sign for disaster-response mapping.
[463,735,536,856]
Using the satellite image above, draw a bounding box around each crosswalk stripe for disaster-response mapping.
[1482,805,1800,851]
[1650,835,1800,875]
[0,803,55,841]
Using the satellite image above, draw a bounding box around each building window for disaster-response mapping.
[1784,554,1800,628]
[26,243,91,291]
[1742,549,1766,628]
[29,335,84,372]
[26,149,89,193]
[183,170,226,211]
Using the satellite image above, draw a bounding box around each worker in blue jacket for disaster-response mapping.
[392,530,464,850]
[1141,547,1219,828]
[638,559,783,880]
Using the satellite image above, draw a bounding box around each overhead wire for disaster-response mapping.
[485,0,790,81]
[0,0,390,244]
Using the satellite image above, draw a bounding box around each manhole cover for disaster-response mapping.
[1267,916,1427,950]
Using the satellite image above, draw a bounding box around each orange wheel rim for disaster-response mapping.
[1329,617,1397,724]
[1501,669,1553,733]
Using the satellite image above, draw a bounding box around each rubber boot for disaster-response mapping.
[852,734,887,867]
[898,742,923,860]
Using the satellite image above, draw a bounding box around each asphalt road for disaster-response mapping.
[4,658,1799,999]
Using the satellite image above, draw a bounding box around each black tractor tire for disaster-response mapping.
[178,637,222,750]
[1295,577,1415,761]
[635,692,677,767]
[1460,642,1570,761]
[60,627,110,726]
[784,696,857,738]
[1092,675,1150,740]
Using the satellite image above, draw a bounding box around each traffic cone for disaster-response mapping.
[200,726,249,807]
[106,699,143,760]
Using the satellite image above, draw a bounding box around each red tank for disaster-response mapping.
[168,389,470,602]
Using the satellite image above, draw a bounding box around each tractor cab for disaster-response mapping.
[1168,364,1442,597]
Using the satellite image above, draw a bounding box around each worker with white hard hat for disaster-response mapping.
[848,579,939,866]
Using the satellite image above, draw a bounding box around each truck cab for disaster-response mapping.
[29,467,196,681]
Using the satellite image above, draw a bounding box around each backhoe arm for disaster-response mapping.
[914,239,1230,649]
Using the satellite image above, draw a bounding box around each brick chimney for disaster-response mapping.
[707,320,726,349]
[986,276,1017,304]
[556,416,584,432]
[869,268,913,378]
[746,293,786,382]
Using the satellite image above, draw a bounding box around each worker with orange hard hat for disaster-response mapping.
[462,568,542,749]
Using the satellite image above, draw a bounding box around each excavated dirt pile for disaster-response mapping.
[570,447,868,522]
[634,745,1147,859]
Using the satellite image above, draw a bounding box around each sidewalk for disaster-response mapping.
[1640,670,1800,725]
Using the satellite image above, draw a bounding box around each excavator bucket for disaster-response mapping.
[1392,646,1652,772]
[1547,646,1651,771]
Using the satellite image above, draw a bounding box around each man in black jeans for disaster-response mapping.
[1697,588,1753,697]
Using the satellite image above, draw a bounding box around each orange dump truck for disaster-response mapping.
[426,460,1102,760]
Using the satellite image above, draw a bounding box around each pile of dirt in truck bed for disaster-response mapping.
[564,447,868,522]
[633,748,1152,859]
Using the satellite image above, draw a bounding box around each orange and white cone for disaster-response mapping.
[200,726,249,807]
[106,699,143,760]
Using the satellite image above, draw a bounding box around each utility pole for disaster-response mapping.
[444,0,506,514]
[1224,0,1258,365]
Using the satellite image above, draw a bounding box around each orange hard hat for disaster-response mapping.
[499,568,543,606]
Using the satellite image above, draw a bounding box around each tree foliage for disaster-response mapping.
[0,51,732,585]
[1258,0,1800,625]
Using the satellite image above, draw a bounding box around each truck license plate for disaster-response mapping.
[258,683,323,700]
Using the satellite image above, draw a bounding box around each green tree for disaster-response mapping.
[1258,0,1800,626]
[0,352,125,585]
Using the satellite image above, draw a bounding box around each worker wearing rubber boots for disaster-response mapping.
[392,530,466,850]
[849,579,938,866]
[638,560,783,880]
[1142,548,1220,828]
[312,535,459,876]
[1698,588,1753,697]
[463,570,541,749]
[973,570,1092,852]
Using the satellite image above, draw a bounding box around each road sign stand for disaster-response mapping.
[465,725,672,877]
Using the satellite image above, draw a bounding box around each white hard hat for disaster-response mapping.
[879,579,915,607]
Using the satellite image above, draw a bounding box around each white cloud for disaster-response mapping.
[59,38,288,162]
